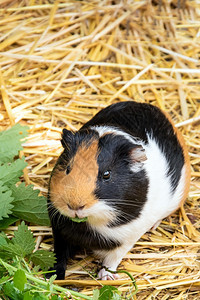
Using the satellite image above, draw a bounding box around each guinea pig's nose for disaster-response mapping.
[67,204,85,210]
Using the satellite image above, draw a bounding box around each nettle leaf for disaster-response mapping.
[0,215,19,230]
[12,221,35,257]
[0,181,14,220]
[1,243,24,259]
[13,269,27,291]
[0,223,35,259]
[92,289,100,300]
[99,286,121,300]
[0,233,9,247]
[0,124,29,163]
[0,157,27,188]
[11,183,50,226]
[30,250,56,271]
[0,233,22,259]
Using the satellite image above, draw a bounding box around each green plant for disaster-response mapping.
[0,124,50,228]
[0,222,92,299]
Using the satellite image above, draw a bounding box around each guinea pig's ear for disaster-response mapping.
[61,128,74,148]
[130,145,147,171]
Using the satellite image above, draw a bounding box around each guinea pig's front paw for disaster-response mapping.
[98,268,119,280]
[45,263,66,280]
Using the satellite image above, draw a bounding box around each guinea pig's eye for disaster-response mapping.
[103,170,111,181]
[66,166,71,175]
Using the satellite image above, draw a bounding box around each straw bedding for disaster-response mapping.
[0,0,200,299]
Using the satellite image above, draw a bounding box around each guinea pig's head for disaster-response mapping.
[49,128,148,226]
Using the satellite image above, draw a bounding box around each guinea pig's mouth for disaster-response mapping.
[61,207,87,219]
[85,202,116,226]
[55,201,116,226]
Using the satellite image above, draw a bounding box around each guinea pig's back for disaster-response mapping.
[82,101,190,210]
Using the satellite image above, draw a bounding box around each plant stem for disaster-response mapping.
[116,270,138,295]
[0,258,92,300]
[105,267,138,296]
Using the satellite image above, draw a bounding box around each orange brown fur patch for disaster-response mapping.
[50,140,99,214]
[164,111,191,205]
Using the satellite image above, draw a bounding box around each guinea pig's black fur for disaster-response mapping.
[47,101,190,280]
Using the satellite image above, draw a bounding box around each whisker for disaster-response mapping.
[99,199,142,207]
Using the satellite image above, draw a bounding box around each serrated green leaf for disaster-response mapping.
[0,215,19,229]
[92,289,100,300]
[0,181,14,220]
[13,269,27,291]
[99,285,121,300]
[0,233,9,247]
[30,250,56,271]
[0,231,29,259]
[12,221,35,257]
[0,158,27,188]
[48,274,57,287]
[0,124,29,163]
[11,183,50,226]
[0,243,24,259]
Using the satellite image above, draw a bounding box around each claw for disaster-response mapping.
[98,268,119,280]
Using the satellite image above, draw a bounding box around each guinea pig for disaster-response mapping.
[47,101,190,280]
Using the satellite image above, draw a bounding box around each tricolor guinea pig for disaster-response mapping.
[48,101,190,280]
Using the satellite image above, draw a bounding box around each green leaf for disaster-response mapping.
[112,293,121,300]
[98,286,121,300]
[0,158,27,188]
[0,124,29,163]
[13,269,27,291]
[11,183,50,226]
[23,291,34,300]
[0,233,16,260]
[0,243,24,259]
[0,215,19,229]
[0,181,14,220]
[30,250,56,271]
[0,232,9,247]
[12,221,35,257]
[0,257,15,275]
[51,296,60,300]
[48,274,57,287]
[2,282,17,299]
[92,289,100,300]
[69,216,88,223]
[31,293,49,300]
[1,281,24,299]
[0,229,32,259]
[0,275,10,284]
